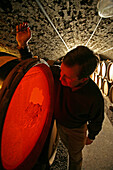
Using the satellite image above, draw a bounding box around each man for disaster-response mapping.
[16,23,104,170]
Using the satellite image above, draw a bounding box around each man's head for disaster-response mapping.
[60,46,99,88]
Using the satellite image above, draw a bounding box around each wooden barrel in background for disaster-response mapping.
[100,60,106,79]
[97,75,102,90]
[109,85,113,103]
[95,62,101,75]
[107,61,113,83]
[90,73,102,90]
[94,72,98,84]
[90,72,95,81]
[0,56,20,89]
[91,58,113,103]
[102,79,111,96]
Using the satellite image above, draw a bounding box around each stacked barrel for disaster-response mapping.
[90,59,113,103]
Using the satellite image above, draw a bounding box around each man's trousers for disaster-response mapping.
[57,123,87,170]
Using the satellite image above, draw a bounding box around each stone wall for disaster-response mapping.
[0,0,113,60]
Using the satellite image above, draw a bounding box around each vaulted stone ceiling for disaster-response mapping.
[0,0,113,61]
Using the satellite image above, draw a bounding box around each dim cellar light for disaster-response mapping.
[97,0,113,18]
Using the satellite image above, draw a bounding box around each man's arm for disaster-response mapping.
[16,22,33,59]
[86,96,104,145]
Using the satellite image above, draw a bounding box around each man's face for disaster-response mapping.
[60,63,83,88]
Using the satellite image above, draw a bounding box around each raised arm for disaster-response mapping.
[16,22,31,49]
[16,22,33,59]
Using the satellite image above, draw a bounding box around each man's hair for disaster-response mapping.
[63,46,99,79]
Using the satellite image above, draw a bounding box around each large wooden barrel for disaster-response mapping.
[0,56,55,170]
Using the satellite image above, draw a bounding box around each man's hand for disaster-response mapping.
[16,22,31,49]
[86,137,93,145]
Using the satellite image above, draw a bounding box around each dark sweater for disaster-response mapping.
[51,66,104,140]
